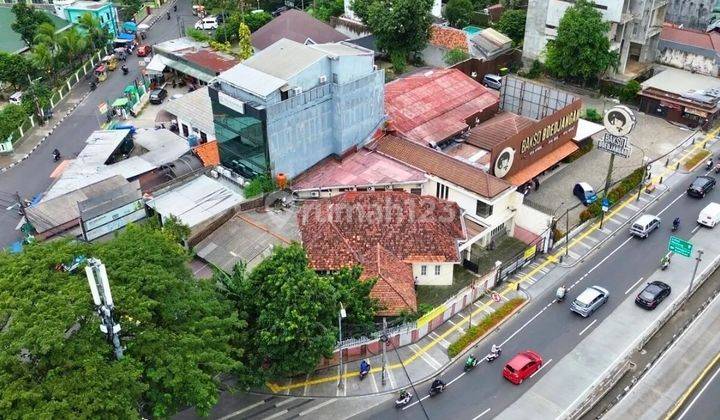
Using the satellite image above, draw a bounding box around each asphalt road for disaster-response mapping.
[0,0,195,248]
[358,162,720,419]
[674,358,720,420]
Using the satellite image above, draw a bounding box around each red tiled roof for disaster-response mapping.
[430,25,468,52]
[385,68,499,145]
[251,9,347,50]
[292,148,425,191]
[298,191,465,315]
[362,245,417,316]
[661,23,720,52]
[183,49,240,74]
[466,112,536,151]
[375,135,512,198]
[193,141,220,166]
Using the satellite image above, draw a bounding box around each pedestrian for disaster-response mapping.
[414,276,419,290]
[533,177,540,191]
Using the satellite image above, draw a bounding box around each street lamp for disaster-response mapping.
[631,143,650,202]
[337,302,347,390]
[688,249,704,298]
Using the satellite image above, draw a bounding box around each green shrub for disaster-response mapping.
[0,104,29,143]
[584,108,603,123]
[619,80,641,103]
[447,298,525,357]
[579,167,645,222]
[244,174,276,198]
[444,48,470,66]
[526,59,543,79]
[683,149,711,171]
[552,227,565,241]
[185,28,211,42]
[390,52,407,74]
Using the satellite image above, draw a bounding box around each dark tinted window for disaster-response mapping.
[692,178,710,188]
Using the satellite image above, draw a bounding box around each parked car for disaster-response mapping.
[149,88,168,104]
[570,286,609,317]
[629,214,660,239]
[272,6,288,17]
[136,45,151,57]
[503,350,543,385]
[482,74,502,90]
[195,16,218,30]
[698,202,720,228]
[635,281,671,310]
[9,91,23,105]
[573,182,597,205]
[215,12,229,23]
[687,175,716,198]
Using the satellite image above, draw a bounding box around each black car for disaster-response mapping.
[687,175,716,198]
[215,12,229,23]
[635,281,671,310]
[149,88,168,105]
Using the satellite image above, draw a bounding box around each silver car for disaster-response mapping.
[570,286,609,317]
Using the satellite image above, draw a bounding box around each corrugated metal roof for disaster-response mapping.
[243,38,327,81]
[163,87,215,136]
[218,63,287,98]
[641,68,720,96]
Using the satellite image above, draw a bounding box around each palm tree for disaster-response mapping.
[33,22,60,81]
[77,12,106,52]
[59,27,87,70]
[31,43,54,85]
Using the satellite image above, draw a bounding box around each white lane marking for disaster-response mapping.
[276,397,297,407]
[429,331,451,348]
[387,366,396,389]
[576,241,593,250]
[447,371,466,386]
[613,212,630,220]
[303,373,310,396]
[298,399,336,417]
[625,277,645,295]
[656,189,689,216]
[692,225,701,233]
[500,304,550,347]
[579,319,598,336]
[587,237,633,274]
[626,203,640,211]
[370,370,379,393]
[402,394,430,410]
[583,235,599,244]
[411,344,442,370]
[285,378,292,396]
[217,401,265,420]
[530,359,553,378]
[472,408,491,419]
[261,409,288,420]
[447,319,465,334]
[677,359,720,420]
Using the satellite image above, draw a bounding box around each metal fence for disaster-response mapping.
[495,229,548,284]
[7,46,109,145]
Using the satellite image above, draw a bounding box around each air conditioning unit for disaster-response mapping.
[209,170,219,178]
[294,87,303,95]
[367,186,375,191]
[319,75,327,83]
[310,191,320,198]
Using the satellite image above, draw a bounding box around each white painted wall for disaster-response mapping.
[658,48,719,76]
[413,262,455,286]
[515,203,554,236]
[547,0,623,27]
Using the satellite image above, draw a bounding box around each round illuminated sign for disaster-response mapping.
[603,105,636,136]
[494,147,515,178]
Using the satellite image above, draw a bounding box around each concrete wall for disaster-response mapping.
[412,262,455,286]
[667,0,714,30]
[515,203,553,236]
[422,45,448,68]
[331,70,385,153]
[658,47,720,76]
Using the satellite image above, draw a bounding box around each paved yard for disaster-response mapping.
[524,83,697,227]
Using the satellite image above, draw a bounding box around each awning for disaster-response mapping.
[166,60,214,83]
[112,98,129,107]
[574,119,605,141]
[118,32,135,40]
[505,141,579,186]
[146,54,169,74]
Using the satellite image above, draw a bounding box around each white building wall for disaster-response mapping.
[515,203,554,236]
[658,48,719,76]
[413,262,455,286]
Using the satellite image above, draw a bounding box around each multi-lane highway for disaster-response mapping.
[358,153,720,419]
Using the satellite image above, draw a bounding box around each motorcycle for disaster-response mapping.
[464,356,479,372]
[89,81,96,91]
[173,4,177,11]
[485,348,502,363]
[359,363,370,381]
[121,66,129,75]
[166,12,171,20]
[428,383,446,397]
[52,149,61,162]
[672,220,680,232]
[394,392,413,408]
[714,163,720,174]
[661,257,670,271]
[706,159,714,171]
[556,286,566,302]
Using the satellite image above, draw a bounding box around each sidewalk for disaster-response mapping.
[268,286,527,398]
[603,285,720,419]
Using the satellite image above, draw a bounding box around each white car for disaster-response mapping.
[194,17,218,30]
[698,202,720,228]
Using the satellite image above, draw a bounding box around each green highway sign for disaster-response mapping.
[668,236,693,257]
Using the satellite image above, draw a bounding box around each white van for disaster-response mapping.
[9,91,23,105]
[697,202,720,228]
[194,16,218,30]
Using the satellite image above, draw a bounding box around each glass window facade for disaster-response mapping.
[211,99,269,179]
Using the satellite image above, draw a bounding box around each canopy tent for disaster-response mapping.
[112,98,129,108]
[137,23,150,31]
[145,54,169,74]
[118,32,135,40]
[123,21,137,33]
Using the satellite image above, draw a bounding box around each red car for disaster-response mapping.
[136,45,151,57]
[503,350,543,385]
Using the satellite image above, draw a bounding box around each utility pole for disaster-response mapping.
[381,317,387,386]
[85,258,123,360]
[564,207,569,257]
[337,302,346,389]
[688,249,704,299]
[603,153,616,196]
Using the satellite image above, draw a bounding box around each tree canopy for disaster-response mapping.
[445,0,474,29]
[216,243,379,380]
[10,3,53,47]
[494,9,527,46]
[0,224,243,418]
[309,0,345,22]
[352,0,433,66]
[544,0,618,84]
[0,53,35,90]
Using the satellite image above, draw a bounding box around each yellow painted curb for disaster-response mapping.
[664,351,720,420]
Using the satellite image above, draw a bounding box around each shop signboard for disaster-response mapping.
[597,133,632,158]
